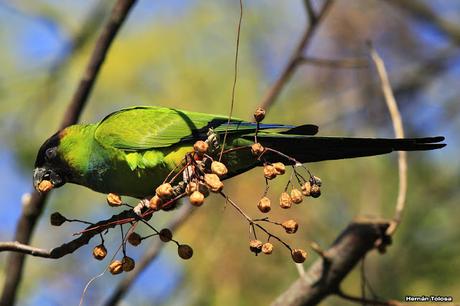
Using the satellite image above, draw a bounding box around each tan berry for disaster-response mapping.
[156,183,174,199]
[290,188,303,204]
[262,242,273,255]
[251,143,265,156]
[282,219,299,234]
[178,244,193,260]
[279,192,292,209]
[273,162,286,175]
[211,161,228,177]
[310,184,321,198]
[204,173,224,192]
[107,193,122,207]
[257,197,271,213]
[122,256,135,272]
[128,232,142,246]
[50,212,66,226]
[249,239,263,254]
[253,107,266,122]
[263,165,277,180]
[301,181,312,196]
[193,140,208,156]
[291,248,308,263]
[149,195,163,210]
[189,191,205,206]
[92,244,107,260]
[109,260,123,275]
[38,180,53,193]
[159,228,173,242]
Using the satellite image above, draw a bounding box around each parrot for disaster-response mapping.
[33,106,445,201]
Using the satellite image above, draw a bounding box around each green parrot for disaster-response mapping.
[33,106,445,200]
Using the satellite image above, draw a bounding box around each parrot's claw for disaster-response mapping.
[133,198,150,216]
[205,128,220,153]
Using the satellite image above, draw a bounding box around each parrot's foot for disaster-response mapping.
[133,198,150,217]
[205,128,220,153]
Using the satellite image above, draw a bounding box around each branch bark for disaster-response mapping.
[271,217,390,306]
[0,1,137,305]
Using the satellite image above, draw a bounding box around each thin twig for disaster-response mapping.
[0,2,137,304]
[299,56,368,68]
[369,45,407,236]
[219,0,243,161]
[259,0,334,110]
[336,290,403,306]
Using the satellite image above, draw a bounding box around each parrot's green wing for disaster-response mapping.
[94,106,242,150]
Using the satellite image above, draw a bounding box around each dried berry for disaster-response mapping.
[189,191,205,206]
[263,165,277,180]
[38,180,53,193]
[279,192,292,209]
[50,212,66,226]
[122,256,135,272]
[251,143,265,156]
[310,184,321,198]
[310,175,322,187]
[194,140,209,156]
[211,161,228,177]
[253,107,266,122]
[92,244,107,260]
[156,183,174,199]
[249,239,263,254]
[282,219,299,234]
[159,228,173,242]
[204,174,224,192]
[257,197,271,213]
[128,232,142,246]
[107,193,122,207]
[149,195,163,210]
[291,248,308,263]
[273,162,286,175]
[290,188,303,204]
[178,244,193,260]
[262,242,273,255]
[109,260,123,275]
[301,181,312,196]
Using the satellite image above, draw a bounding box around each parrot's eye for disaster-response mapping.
[45,148,57,161]
[42,172,51,180]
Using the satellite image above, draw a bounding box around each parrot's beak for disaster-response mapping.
[33,167,64,192]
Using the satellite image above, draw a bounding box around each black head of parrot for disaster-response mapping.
[33,131,68,192]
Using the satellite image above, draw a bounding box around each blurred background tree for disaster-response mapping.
[0,0,458,305]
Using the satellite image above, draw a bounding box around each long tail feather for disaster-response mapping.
[250,135,446,163]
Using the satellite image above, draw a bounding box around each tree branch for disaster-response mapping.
[0,209,143,259]
[0,1,137,305]
[259,0,334,110]
[270,217,390,306]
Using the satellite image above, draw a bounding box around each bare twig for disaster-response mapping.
[369,45,407,236]
[337,290,403,306]
[219,0,243,161]
[103,204,194,306]
[270,217,390,306]
[0,209,141,259]
[299,56,368,69]
[385,0,460,45]
[259,0,334,110]
[0,1,137,305]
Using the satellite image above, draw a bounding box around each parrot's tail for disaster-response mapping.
[248,134,446,163]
